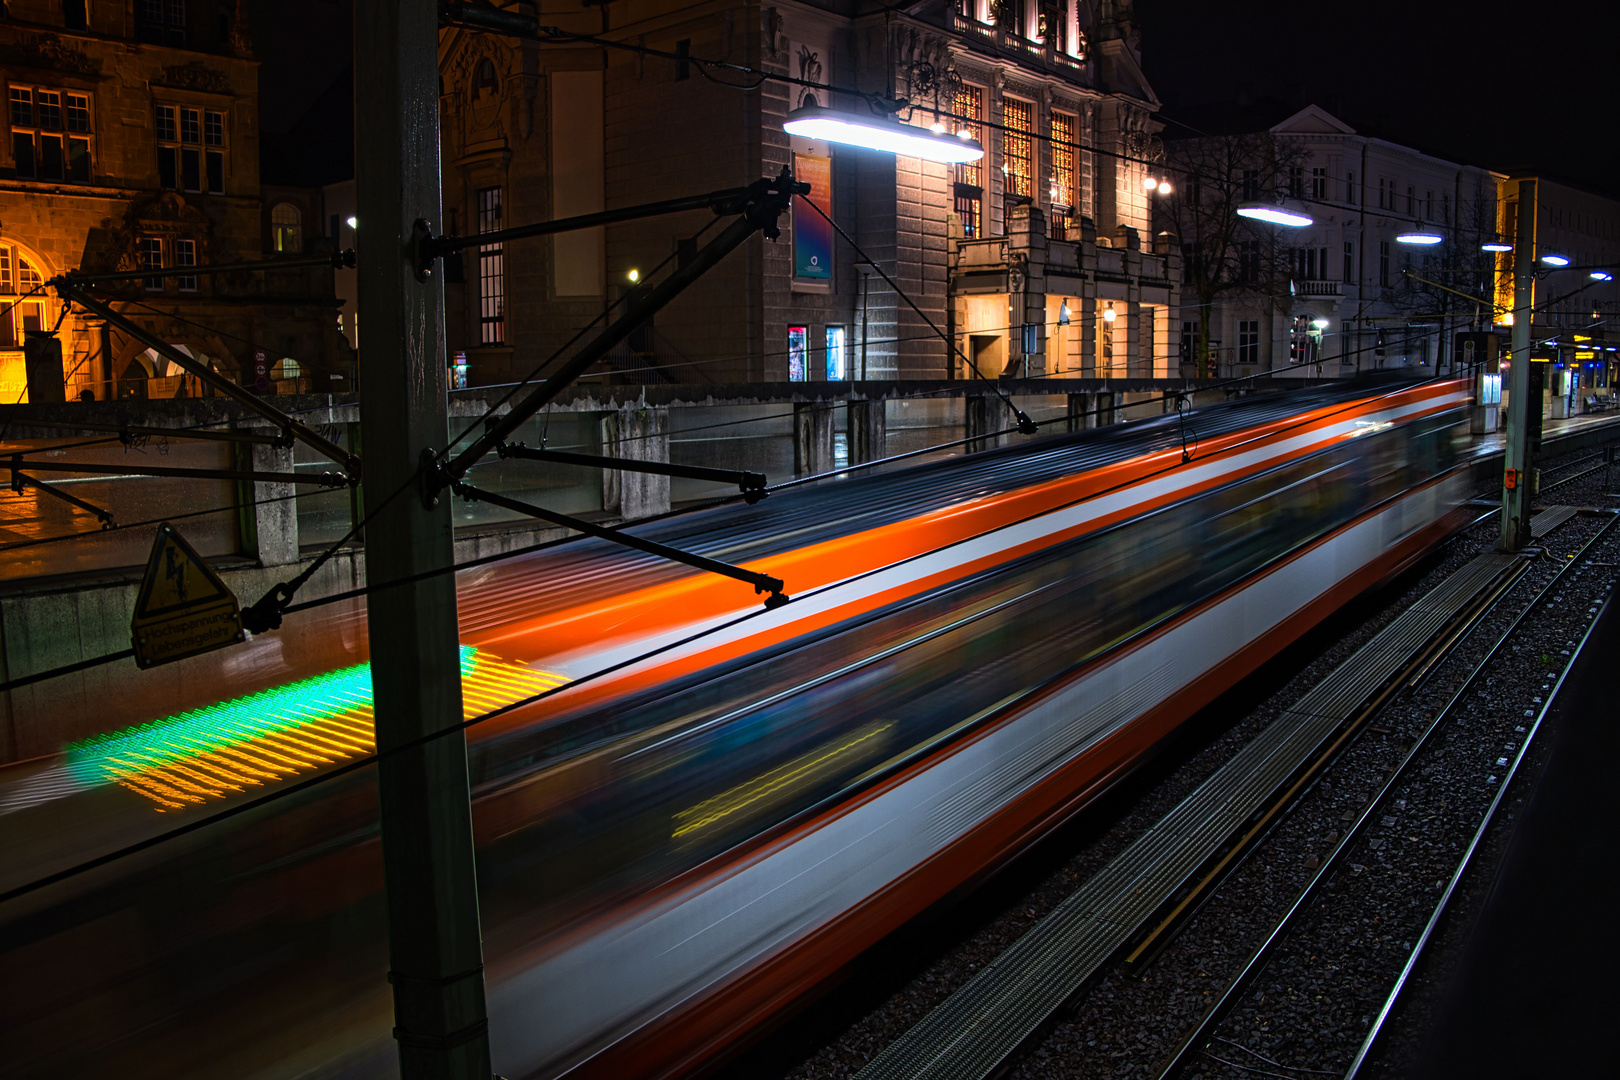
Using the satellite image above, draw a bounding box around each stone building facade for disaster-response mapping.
[0,0,344,403]
[436,0,1180,386]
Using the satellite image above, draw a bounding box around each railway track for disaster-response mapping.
[752,446,1620,1080]
[1158,509,1620,1080]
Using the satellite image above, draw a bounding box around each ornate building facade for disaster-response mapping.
[0,0,344,403]
[436,0,1180,386]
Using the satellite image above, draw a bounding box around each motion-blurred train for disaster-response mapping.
[0,375,1471,1079]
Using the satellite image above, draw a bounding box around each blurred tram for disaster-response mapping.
[0,375,1472,1079]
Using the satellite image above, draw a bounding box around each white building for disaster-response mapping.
[1163,104,1500,380]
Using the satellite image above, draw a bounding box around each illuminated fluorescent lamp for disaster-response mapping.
[1481,241,1514,252]
[1592,270,1614,281]
[1396,229,1444,245]
[1540,254,1571,266]
[1235,201,1312,227]
[783,104,984,164]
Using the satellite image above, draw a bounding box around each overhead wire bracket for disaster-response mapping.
[497,442,768,503]
[450,480,789,609]
[9,456,116,529]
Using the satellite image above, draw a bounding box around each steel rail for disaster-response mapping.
[1341,517,1620,1079]
[1155,509,1620,1080]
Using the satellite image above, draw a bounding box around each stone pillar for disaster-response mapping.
[600,405,670,519]
[847,398,886,465]
[238,439,300,567]
[1008,204,1049,378]
[794,401,834,475]
[966,394,1014,452]
[1096,390,1117,427]
[1066,392,1094,432]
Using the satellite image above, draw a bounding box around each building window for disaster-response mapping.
[826,325,846,380]
[953,84,984,239]
[1241,169,1259,200]
[135,0,186,46]
[1406,185,1415,214]
[1346,171,1356,204]
[1287,166,1303,199]
[1002,97,1033,201]
[1050,110,1077,241]
[477,186,505,345]
[175,237,197,292]
[156,103,224,193]
[9,86,92,183]
[1379,240,1391,288]
[1343,241,1355,283]
[1378,178,1392,210]
[1239,319,1260,365]
[0,247,45,348]
[787,325,808,381]
[64,0,89,30]
[140,236,164,291]
[271,203,302,253]
[1238,241,1259,285]
[1310,167,1326,200]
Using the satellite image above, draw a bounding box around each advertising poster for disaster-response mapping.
[793,152,833,282]
[787,326,808,381]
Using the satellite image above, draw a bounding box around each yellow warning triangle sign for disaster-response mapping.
[131,523,244,668]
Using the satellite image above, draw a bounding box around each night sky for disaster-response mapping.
[1138,0,1620,198]
[249,1,1620,199]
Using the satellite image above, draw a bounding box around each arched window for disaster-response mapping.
[271,357,302,380]
[474,58,497,97]
[271,203,302,253]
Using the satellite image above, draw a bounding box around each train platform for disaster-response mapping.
[1395,590,1620,1078]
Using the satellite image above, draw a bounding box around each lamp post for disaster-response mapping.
[1501,178,1537,552]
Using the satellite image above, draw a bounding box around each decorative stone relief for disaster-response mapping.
[158,62,231,94]
[0,34,100,76]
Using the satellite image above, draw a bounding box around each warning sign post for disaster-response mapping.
[130,523,245,669]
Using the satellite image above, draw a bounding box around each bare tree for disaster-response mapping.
[1157,132,1309,377]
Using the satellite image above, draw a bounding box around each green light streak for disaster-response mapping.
[65,646,480,785]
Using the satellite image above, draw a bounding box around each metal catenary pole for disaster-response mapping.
[355,1,493,1077]
[1501,177,1536,552]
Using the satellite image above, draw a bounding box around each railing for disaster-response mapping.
[950,15,1086,70]
[1298,280,1344,297]
[1096,248,1125,277]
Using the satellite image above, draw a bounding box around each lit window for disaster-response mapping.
[272,357,302,380]
[826,325,846,380]
[477,186,504,345]
[953,85,984,239]
[1002,97,1033,200]
[271,203,302,253]
[1050,110,1077,240]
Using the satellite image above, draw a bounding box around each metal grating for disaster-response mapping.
[1531,504,1578,537]
[853,551,1519,1080]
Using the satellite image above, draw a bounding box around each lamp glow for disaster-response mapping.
[345,216,357,229]
[1157,181,1172,196]
[1481,241,1513,252]
[627,268,640,283]
[1396,230,1444,245]
[1541,254,1570,266]
[1103,304,1117,322]
[1144,176,1158,190]
[1592,270,1613,281]
[1236,201,1313,227]
[783,104,984,164]
[1312,318,1330,329]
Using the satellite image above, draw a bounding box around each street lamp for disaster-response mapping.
[1396,227,1443,245]
[1591,270,1614,282]
[1481,241,1514,253]
[1540,254,1570,266]
[783,103,984,164]
[1236,201,1313,227]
